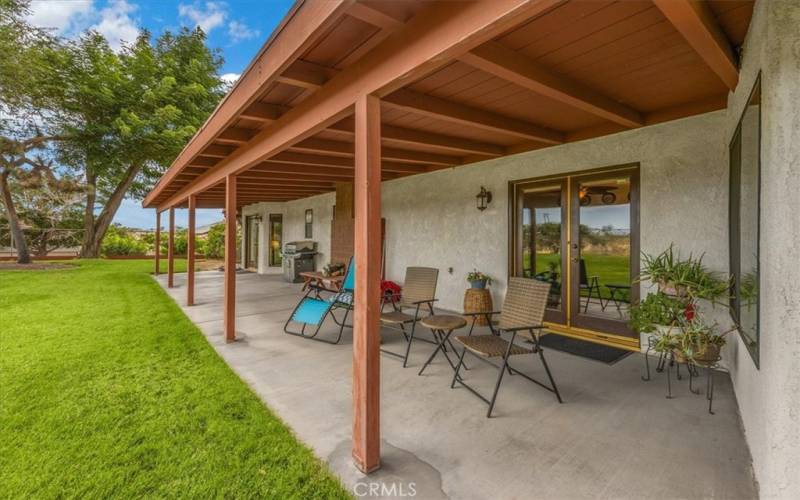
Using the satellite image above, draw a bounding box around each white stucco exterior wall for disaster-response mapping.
[246,111,728,314]
[724,1,800,498]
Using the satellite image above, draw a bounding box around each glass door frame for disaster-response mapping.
[568,168,640,337]
[268,213,283,267]
[244,215,259,269]
[512,178,568,325]
[509,163,641,344]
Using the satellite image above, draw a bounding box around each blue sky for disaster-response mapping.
[25,0,295,229]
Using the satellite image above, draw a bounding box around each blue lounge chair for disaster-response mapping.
[283,257,355,344]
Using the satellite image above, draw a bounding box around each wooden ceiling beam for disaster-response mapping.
[459,42,643,128]
[289,137,460,166]
[275,60,334,90]
[200,144,236,158]
[347,2,404,30]
[239,102,286,121]
[188,157,219,168]
[383,89,564,144]
[653,0,738,91]
[327,118,506,157]
[215,127,257,145]
[267,152,429,173]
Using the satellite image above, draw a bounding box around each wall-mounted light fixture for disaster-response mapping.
[476,186,492,211]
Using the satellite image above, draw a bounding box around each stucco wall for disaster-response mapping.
[724,1,800,498]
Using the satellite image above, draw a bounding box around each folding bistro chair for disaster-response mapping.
[579,259,602,313]
[379,267,439,367]
[283,257,355,344]
[451,277,562,417]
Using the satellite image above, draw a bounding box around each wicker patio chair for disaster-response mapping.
[283,257,355,344]
[380,266,439,367]
[451,277,562,417]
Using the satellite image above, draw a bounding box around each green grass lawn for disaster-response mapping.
[0,259,350,499]
[526,253,631,301]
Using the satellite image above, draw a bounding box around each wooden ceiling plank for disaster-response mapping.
[383,89,564,144]
[653,0,738,90]
[459,41,643,127]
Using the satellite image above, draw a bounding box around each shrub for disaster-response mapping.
[101,226,148,256]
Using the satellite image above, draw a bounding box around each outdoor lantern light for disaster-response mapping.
[476,186,492,211]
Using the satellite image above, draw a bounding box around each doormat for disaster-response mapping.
[537,334,632,365]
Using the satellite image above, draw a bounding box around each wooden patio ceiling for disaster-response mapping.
[144,0,754,210]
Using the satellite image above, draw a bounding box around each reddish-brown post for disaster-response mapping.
[187,194,196,306]
[154,210,161,275]
[167,207,175,288]
[224,175,237,342]
[352,93,381,473]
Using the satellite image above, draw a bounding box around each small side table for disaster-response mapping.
[418,315,468,375]
[463,288,493,326]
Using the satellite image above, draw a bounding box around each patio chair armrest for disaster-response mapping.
[463,310,501,317]
[498,325,546,333]
[410,298,438,305]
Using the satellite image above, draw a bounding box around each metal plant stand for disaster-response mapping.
[642,335,721,415]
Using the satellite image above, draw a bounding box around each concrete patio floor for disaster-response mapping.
[156,271,757,499]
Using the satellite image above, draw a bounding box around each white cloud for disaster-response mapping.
[227,20,259,43]
[220,73,240,87]
[178,1,227,34]
[90,0,140,52]
[26,0,139,52]
[26,0,94,36]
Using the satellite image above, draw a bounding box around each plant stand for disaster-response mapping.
[642,336,721,415]
[463,288,493,327]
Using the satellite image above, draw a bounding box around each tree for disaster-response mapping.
[0,0,70,263]
[55,28,224,257]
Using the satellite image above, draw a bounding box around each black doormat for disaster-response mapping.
[537,334,632,365]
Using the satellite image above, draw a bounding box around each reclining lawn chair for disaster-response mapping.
[451,277,562,417]
[380,267,439,367]
[283,257,355,344]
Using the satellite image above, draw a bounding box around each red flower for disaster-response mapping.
[684,302,695,321]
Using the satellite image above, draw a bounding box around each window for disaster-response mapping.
[305,209,313,239]
[729,74,761,367]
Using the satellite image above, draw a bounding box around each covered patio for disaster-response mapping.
[156,270,755,499]
[140,0,800,496]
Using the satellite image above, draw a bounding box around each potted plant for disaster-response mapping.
[467,269,492,289]
[639,245,730,303]
[655,317,733,364]
[629,292,688,336]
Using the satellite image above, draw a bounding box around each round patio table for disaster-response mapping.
[417,315,467,376]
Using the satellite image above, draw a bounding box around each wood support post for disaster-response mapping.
[224,175,237,343]
[187,195,196,306]
[352,94,381,474]
[167,207,175,288]
[154,210,161,275]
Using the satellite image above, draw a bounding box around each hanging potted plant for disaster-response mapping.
[639,245,730,302]
[466,269,492,289]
